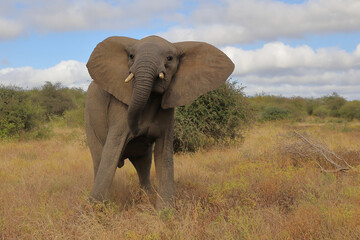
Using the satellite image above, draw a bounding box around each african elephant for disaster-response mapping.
[85,35,234,208]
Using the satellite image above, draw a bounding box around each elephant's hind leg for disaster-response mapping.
[129,144,153,192]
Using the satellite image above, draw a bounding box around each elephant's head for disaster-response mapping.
[87,36,234,135]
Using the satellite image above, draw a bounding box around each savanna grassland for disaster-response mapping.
[1,120,360,239]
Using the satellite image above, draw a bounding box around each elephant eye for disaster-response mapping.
[129,54,134,60]
[167,56,173,61]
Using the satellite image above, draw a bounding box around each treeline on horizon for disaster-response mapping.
[1,82,359,152]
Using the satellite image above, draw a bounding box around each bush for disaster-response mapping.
[0,83,87,139]
[61,87,87,109]
[174,81,254,152]
[249,95,307,121]
[59,87,86,128]
[0,86,46,139]
[306,99,320,115]
[313,106,330,118]
[31,82,75,118]
[320,92,346,117]
[63,107,85,128]
[339,101,360,120]
[260,105,290,121]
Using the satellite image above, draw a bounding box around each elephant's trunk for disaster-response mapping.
[127,56,159,135]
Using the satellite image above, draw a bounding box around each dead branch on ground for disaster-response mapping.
[282,130,353,173]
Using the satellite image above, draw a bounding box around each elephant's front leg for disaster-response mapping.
[154,110,175,209]
[90,129,129,202]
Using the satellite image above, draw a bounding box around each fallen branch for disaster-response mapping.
[282,130,354,173]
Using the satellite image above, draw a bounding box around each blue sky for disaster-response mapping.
[1,0,360,99]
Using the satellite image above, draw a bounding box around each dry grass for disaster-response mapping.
[1,121,360,239]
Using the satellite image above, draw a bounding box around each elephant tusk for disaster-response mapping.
[159,72,165,79]
[124,73,134,83]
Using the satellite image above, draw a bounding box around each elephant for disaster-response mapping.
[85,35,234,208]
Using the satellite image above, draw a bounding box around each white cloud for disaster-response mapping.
[244,82,360,100]
[1,0,180,35]
[0,60,90,89]
[30,0,124,32]
[161,0,360,45]
[161,25,247,45]
[223,42,360,75]
[0,18,24,40]
[224,43,360,100]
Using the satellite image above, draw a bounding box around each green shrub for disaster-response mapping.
[61,87,87,108]
[174,81,254,152]
[31,82,75,118]
[313,106,330,118]
[63,107,85,128]
[0,86,47,139]
[260,105,290,121]
[320,92,346,117]
[249,95,307,121]
[305,98,322,116]
[339,101,360,120]
[174,110,207,152]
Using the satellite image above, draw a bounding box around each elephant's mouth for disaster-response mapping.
[152,84,165,94]
[153,77,169,93]
[124,71,167,94]
[124,72,165,84]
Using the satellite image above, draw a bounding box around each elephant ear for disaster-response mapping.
[87,36,138,105]
[161,41,234,109]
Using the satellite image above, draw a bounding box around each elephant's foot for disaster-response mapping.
[89,195,104,204]
[140,183,152,194]
[89,194,107,207]
[155,192,174,210]
[155,198,173,210]
[89,186,109,204]
[88,197,111,212]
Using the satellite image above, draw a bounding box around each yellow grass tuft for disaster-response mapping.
[1,121,360,239]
